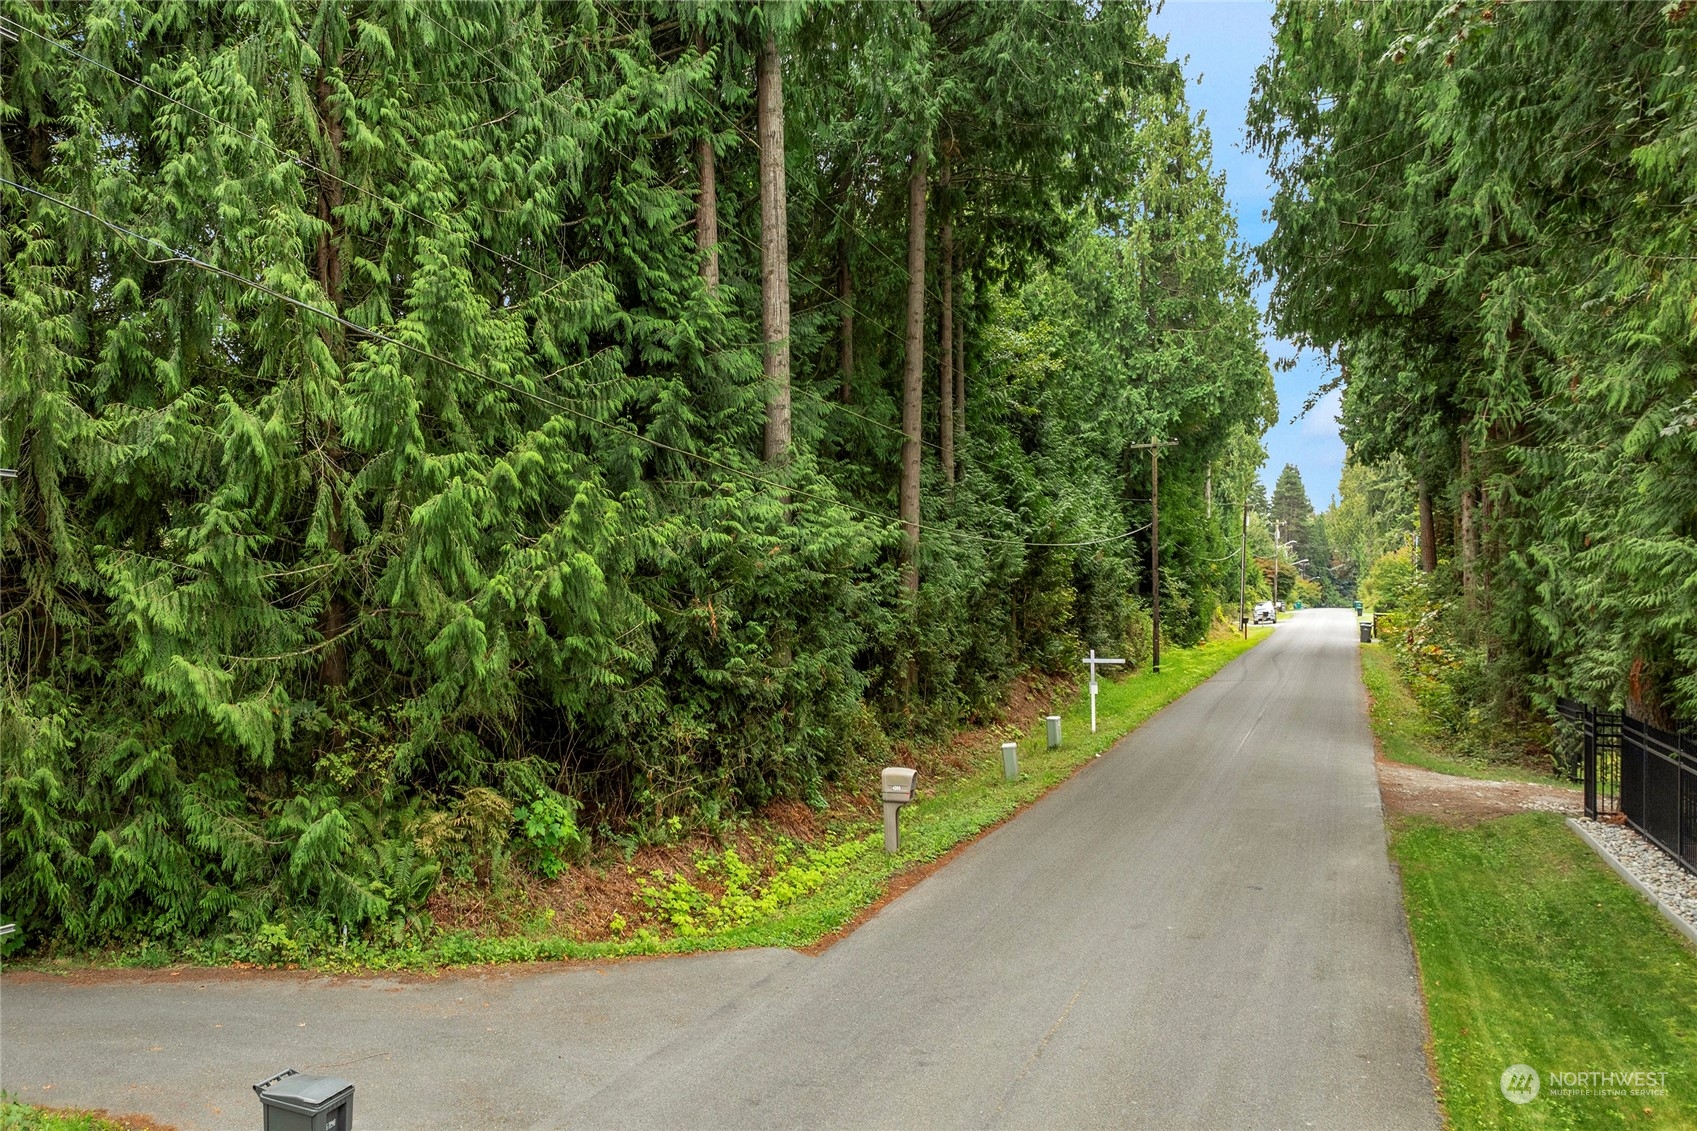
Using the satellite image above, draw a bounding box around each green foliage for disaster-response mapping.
[0,0,1270,950]
[1319,454,1416,597]
[634,837,869,938]
[513,790,585,880]
[1253,1,1697,725]
[0,1099,127,1131]
[1270,464,1313,556]
[1367,568,1553,769]
[8,631,1263,970]
[1360,642,1568,786]
[1360,552,1419,616]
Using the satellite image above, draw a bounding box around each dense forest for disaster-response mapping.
[1,1,1273,946]
[1253,1,1697,738]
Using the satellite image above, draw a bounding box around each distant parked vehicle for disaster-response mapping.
[1253,601,1276,625]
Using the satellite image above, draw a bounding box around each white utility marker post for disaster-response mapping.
[1082,649,1126,733]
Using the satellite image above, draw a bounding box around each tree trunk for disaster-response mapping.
[313,66,345,307]
[953,257,966,446]
[1418,481,1437,572]
[939,202,955,485]
[314,53,348,690]
[839,247,853,403]
[695,36,720,293]
[1627,657,1678,730]
[900,151,928,595]
[758,34,791,465]
[1480,479,1492,624]
[1459,435,1477,604]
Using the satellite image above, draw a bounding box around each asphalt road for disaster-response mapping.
[1,609,1439,1129]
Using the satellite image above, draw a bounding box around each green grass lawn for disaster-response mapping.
[1360,642,1574,787]
[1363,633,1697,1126]
[1393,813,1697,1128]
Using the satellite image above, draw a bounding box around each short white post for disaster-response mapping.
[1046,715,1062,749]
[1001,741,1019,781]
[1081,649,1126,734]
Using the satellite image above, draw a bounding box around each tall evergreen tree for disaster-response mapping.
[0,0,1271,948]
[1253,0,1697,721]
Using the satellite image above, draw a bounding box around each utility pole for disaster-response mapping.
[1273,519,1282,622]
[1239,496,1249,639]
[1130,437,1177,672]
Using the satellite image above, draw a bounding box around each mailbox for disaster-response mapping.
[880,767,918,852]
[881,767,918,804]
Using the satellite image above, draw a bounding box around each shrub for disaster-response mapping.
[1361,552,1419,613]
[513,790,587,880]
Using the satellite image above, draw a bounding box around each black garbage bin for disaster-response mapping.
[1359,621,1373,644]
[254,1068,354,1131]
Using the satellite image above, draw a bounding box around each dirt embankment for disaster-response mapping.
[1376,758,1579,825]
[428,670,1079,944]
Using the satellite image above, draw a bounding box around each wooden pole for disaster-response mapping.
[1239,495,1249,639]
[1129,437,1177,672]
[1152,444,1161,673]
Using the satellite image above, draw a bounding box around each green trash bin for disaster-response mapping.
[254,1068,354,1131]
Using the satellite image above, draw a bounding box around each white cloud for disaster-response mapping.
[1301,386,1343,439]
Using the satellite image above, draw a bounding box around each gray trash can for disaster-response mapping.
[254,1068,354,1131]
[1359,621,1373,644]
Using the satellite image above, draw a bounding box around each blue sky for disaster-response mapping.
[1146,0,1344,507]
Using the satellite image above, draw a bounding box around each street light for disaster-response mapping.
[1273,538,1296,615]
[1290,560,1310,608]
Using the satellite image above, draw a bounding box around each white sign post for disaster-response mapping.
[1082,649,1126,733]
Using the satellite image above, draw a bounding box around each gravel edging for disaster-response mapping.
[1567,817,1697,951]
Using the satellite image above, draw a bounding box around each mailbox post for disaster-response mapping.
[880,767,917,853]
[1081,649,1126,733]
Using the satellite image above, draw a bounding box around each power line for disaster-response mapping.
[4,176,1147,551]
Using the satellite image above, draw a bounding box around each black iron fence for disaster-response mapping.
[1561,697,1696,875]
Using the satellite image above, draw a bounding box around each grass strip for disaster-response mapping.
[352,630,1268,968]
[0,1100,128,1130]
[1360,642,1572,787]
[1391,813,1697,1128]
